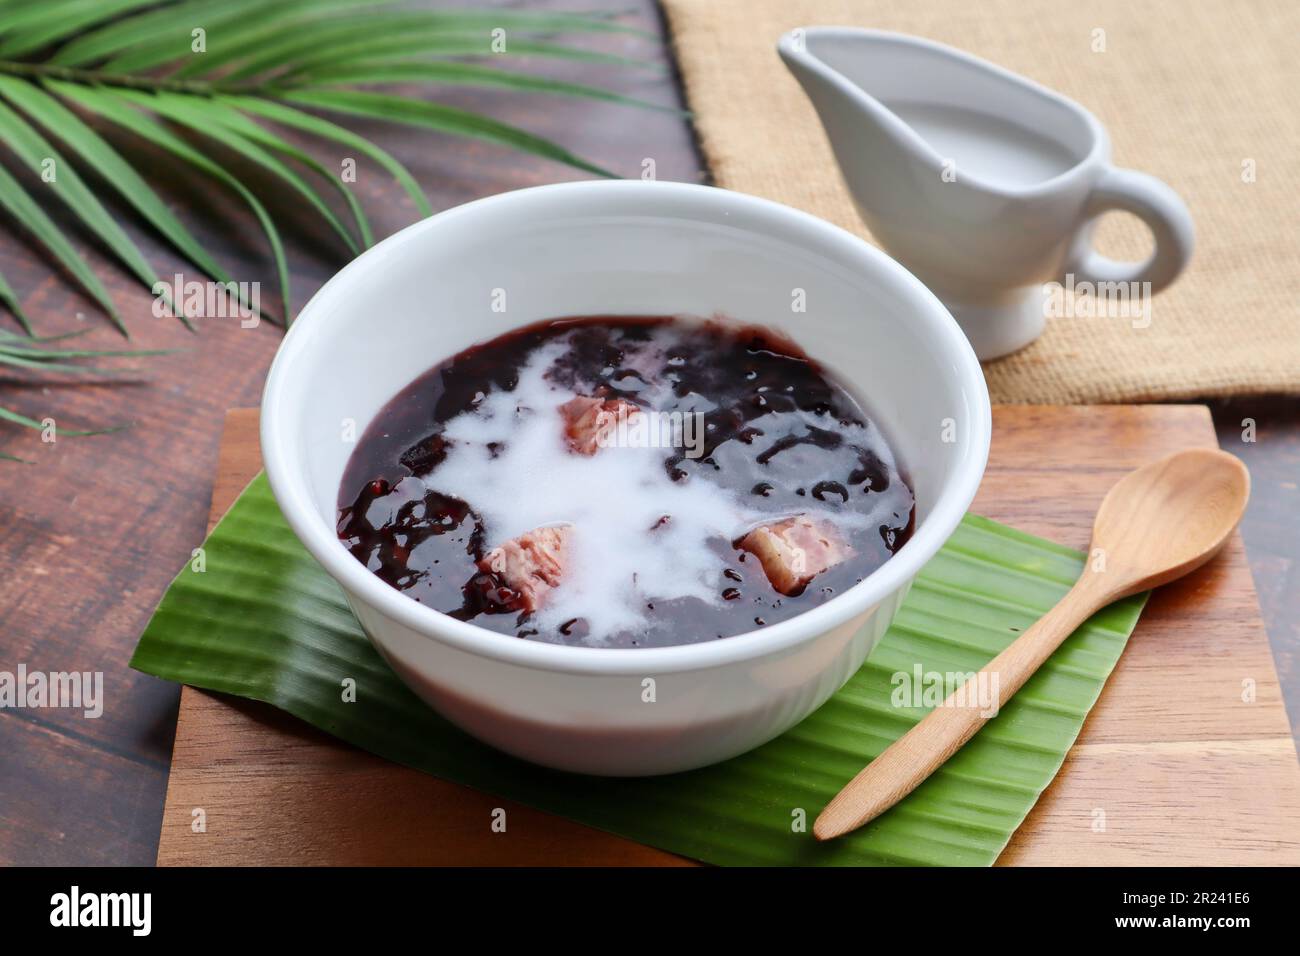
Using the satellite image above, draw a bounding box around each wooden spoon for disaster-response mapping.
[814,448,1250,841]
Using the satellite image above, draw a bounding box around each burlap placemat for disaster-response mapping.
[660,0,1300,403]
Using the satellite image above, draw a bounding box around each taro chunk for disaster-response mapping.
[478,524,572,612]
[738,516,853,596]
[559,395,641,456]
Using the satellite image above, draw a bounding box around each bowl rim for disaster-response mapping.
[261,180,991,676]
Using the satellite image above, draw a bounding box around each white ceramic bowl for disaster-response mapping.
[261,180,990,776]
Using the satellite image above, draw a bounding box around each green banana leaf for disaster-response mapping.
[131,473,1147,866]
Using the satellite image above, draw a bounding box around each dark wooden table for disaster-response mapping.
[0,1,1294,865]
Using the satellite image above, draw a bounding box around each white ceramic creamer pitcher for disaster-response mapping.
[779,28,1194,359]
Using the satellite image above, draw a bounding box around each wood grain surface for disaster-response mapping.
[2,0,1298,867]
[153,405,1300,866]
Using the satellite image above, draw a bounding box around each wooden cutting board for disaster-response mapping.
[155,405,1300,865]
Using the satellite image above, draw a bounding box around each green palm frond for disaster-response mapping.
[0,1,663,457]
[0,327,172,459]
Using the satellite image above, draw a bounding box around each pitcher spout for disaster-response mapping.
[777,28,936,188]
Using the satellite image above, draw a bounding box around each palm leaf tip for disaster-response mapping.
[284,88,619,179]
[0,268,34,335]
[0,305,174,455]
[294,60,685,117]
[0,404,124,438]
[219,94,433,217]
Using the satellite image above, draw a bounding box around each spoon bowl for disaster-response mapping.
[1089,448,1250,600]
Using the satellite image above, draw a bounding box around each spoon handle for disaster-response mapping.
[814,575,1105,841]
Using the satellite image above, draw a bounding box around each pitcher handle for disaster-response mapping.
[1065,166,1194,293]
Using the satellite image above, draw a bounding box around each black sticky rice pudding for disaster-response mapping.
[338,317,914,647]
